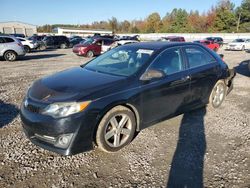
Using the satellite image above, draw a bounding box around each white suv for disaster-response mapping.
[16,37,37,53]
[0,35,26,61]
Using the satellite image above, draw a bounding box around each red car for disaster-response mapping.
[194,40,219,52]
[73,38,114,57]
[160,36,185,42]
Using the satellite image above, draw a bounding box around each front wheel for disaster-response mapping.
[209,80,227,108]
[96,106,136,152]
[86,50,94,58]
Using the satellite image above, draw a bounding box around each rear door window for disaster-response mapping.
[184,46,216,68]
[4,37,15,43]
[0,37,5,43]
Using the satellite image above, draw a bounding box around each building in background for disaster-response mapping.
[0,21,37,36]
[53,27,112,37]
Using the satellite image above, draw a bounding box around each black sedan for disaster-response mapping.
[20,42,235,155]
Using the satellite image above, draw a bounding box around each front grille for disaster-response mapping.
[26,104,41,113]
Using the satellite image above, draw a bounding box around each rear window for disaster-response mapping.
[4,37,15,43]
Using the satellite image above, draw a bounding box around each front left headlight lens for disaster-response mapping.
[41,101,91,118]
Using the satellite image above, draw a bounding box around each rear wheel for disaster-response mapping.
[4,51,17,61]
[60,43,66,49]
[209,80,227,108]
[96,106,136,152]
[86,50,94,58]
[24,45,30,53]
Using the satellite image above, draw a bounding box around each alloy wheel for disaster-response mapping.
[5,52,16,61]
[104,114,132,148]
[212,83,225,107]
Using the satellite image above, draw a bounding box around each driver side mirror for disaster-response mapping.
[140,69,166,81]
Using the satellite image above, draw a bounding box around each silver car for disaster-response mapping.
[0,35,26,61]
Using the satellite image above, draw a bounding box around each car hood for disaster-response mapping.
[28,67,127,103]
[229,42,244,45]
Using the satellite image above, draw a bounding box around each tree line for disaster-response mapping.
[38,0,250,33]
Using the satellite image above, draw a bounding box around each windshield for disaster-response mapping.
[84,46,155,77]
[232,39,245,43]
[81,38,94,45]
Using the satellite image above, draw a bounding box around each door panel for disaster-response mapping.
[188,63,219,105]
[184,46,220,106]
[140,47,191,125]
[141,71,191,125]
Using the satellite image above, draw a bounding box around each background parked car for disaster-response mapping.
[73,37,114,57]
[160,36,185,42]
[16,37,37,53]
[226,38,250,51]
[69,37,86,48]
[0,35,26,61]
[194,40,220,52]
[205,37,224,47]
[28,35,47,50]
[118,35,140,41]
[10,33,26,38]
[43,35,70,49]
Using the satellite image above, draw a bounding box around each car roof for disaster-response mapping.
[124,41,196,50]
[0,35,16,39]
[164,36,183,39]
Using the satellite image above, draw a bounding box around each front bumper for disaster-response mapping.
[20,99,96,155]
[72,48,87,56]
[226,46,243,50]
[226,68,236,95]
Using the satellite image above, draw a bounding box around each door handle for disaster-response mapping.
[184,75,191,81]
[171,76,191,85]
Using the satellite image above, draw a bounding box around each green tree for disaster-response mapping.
[167,9,189,32]
[214,0,236,32]
[109,17,118,33]
[146,12,162,33]
[121,20,131,33]
[236,0,250,32]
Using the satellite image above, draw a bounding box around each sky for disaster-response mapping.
[0,0,242,26]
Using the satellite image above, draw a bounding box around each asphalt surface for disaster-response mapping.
[0,47,249,188]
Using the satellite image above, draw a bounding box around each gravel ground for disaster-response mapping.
[0,47,249,188]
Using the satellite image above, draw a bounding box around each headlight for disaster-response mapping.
[41,101,91,118]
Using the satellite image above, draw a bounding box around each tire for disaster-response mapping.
[60,43,66,49]
[242,45,245,51]
[96,105,136,152]
[24,46,30,53]
[213,48,218,52]
[86,50,94,58]
[4,51,17,61]
[39,44,46,50]
[209,80,227,108]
